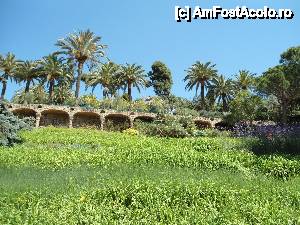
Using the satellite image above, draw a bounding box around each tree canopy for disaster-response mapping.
[148,61,172,97]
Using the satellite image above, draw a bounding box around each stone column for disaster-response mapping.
[35,112,41,128]
[69,115,73,128]
[100,115,105,130]
[129,116,134,128]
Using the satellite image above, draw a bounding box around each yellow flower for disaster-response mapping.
[80,195,86,202]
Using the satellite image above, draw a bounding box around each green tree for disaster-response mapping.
[84,62,120,99]
[0,53,19,100]
[15,60,40,94]
[56,29,107,100]
[39,54,71,102]
[256,46,300,124]
[279,46,300,108]
[148,61,172,97]
[184,61,217,108]
[207,75,234,112]
[227,91,263,125]
[256,65,292,124]
[118,63,147,101]
[234,70,255,91]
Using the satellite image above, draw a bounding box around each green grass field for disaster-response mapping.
[0,128,300,224]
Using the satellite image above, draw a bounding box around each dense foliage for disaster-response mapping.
[148,61,173,97]
[256,47,300,123]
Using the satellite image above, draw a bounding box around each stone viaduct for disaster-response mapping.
[7,104,222,130]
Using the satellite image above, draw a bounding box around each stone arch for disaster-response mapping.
[12,108,37,119]
[194,120,212,129]
[40,109,69,127]
[105,114,130,131]
[73,112,101,129]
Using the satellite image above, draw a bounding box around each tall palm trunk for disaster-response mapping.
[200,80,205,108]
[25,80,31,93]
[282,99,288,125]
[103,89,109,99]
[24,80,31,105]
[49,80,54,103]
[222,94,227,112]
[127,81,132,101]
[75,61,84,99]
[1,80,7,100]
[281,85,288,125]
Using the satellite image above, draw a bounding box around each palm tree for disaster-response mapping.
[184,61,217,108]
[15,60,40,93]
[118,63,147,101]
[56,29,107,100]
[0,53,19,100]
[39,54,72,102]
[234,70,255,91]
[206,75,235,112]
[84,61,120,99]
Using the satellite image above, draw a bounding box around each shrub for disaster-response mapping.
[79,95,100,108]
[99,97,130,111]
[177,116,197,134]
[0,102,33,146]
[250,137,300,155]
[131,99,149,112]
[193,128,232,138]
[12,86,48,104]
[135,121,188,138]
[123,128,139,135]
[52,85,76,105]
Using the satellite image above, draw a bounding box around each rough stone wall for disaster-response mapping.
[7,104,222,129]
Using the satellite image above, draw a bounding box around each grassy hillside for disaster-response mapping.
[0,128,300,224]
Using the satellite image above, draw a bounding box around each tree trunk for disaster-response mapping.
[282,100,288,124]
[24,80,31,105]
[128,81,132,101]
[1,80,7,100]
[200,81,205,108]
[222,94,227,112]
[25,80,31,93]
[75,62,83,100]
[103,90,106,99]
[49,80,54,103]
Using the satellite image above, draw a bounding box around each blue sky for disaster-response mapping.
[0,0,299,101]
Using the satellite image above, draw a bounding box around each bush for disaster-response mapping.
[0,102,33,146]
[123,128,139,136]
[99,97,130,111]
[12,86,48,104]
[250,137,300,155]
[52,85,76,105]
[193,128,232,138]
[134,115,232,138]
[135,120,188,138]
[177,116,197,134]
[79,95,100,108]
